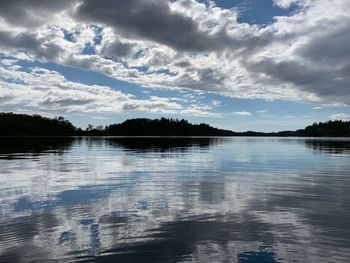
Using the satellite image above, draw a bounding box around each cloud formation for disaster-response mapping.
[0,0,73,27]
[0,60,179,114]
[0,59,221,117]
[330,113,350,121]
[234,111,252,116]
[0,0,350,113]
[75,0,235,52]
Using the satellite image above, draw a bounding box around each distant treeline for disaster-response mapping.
[104,118,235,136]
[0,113,76,136]
[0,113,234,136]
[1,112,350,137]
[243,121,350,137]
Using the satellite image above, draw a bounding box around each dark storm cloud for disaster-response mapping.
[100,40,135,58]
[240,15,350,103]
[245,59,325,86]
[244,58,350,100]
[0,0,349,105]
[75,0,231,52]
[41,97,95,108]
[198,68,225,84]
[122,103,140,111]
[0,0,73,27]
[0,31,39,50]
[298,23,350,64]
[0,31,63,60]
[174,61,192,68]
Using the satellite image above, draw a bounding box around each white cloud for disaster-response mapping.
[285,115,295,119]
[234,111,252,116]
[180,104,221,117]
[211,100,221,107]
[330,113,350,121]
[0,61,183,114]
[0,0,350,110]
[0,60,225,117]
[273,0,311,8]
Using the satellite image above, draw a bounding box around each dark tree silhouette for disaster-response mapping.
[105,118,235,136]
[0,113,77,136]
[1,112,350,137]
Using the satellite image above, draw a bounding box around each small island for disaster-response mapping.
[1,112,350,137]
[0,113,234,136]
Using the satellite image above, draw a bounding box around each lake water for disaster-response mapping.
[0,137,350,262]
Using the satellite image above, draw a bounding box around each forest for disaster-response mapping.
[1,112,350,137]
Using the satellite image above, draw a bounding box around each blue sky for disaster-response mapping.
[202,0,299,25]
[0,0,350,131]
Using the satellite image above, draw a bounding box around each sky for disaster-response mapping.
[0,0,350,132]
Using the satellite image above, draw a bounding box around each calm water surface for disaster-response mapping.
[0,137,350,262]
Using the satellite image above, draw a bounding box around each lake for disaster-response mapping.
[0,137,350,262]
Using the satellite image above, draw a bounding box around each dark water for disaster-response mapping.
[0,137,350,263]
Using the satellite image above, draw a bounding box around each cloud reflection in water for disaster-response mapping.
[0,137,350,262]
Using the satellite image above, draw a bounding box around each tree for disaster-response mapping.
[86,124,94,131]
